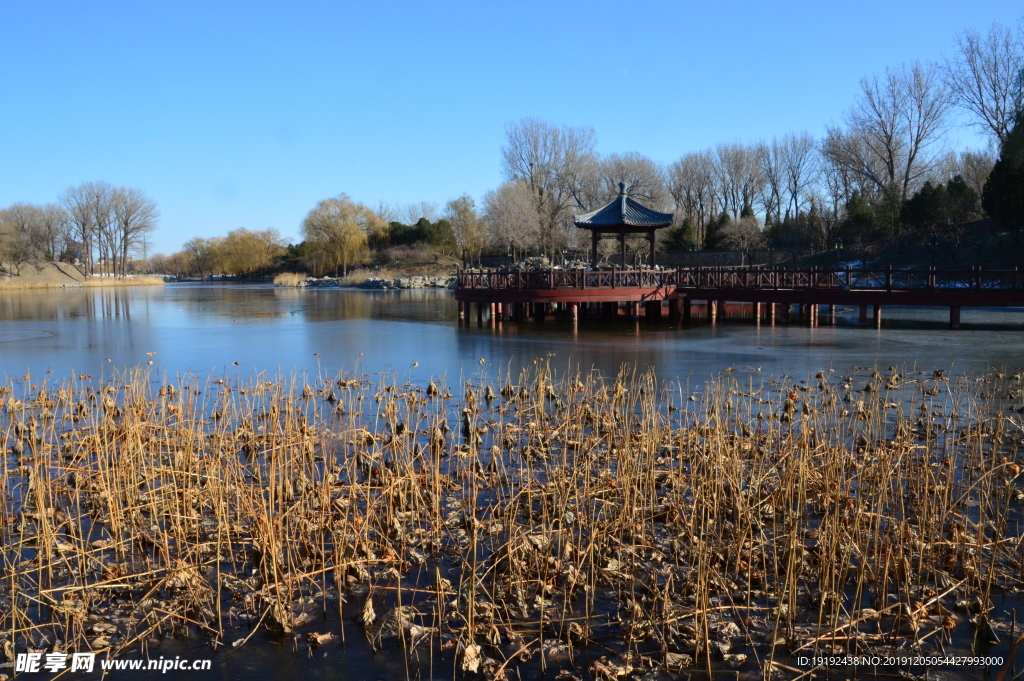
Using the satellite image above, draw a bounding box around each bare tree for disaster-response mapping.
[501,117,597,257]
[759,141,785,226]
[182,237,219,277]
[400,201,440,225]
[111,188,158,276]
[719,214,764,265]
[37,204,70,262]
[713,143,764,219]
[825,62,952,205]
[958,149,998,200]
[942,21,1024,145]
[445,194,487,265]
[596,152,670,208]
[667,150,719,246]
[483,181,539,259]
[782,132,819,219]
[60,184,96,274]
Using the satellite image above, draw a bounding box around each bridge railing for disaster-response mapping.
[456,266,1024,293]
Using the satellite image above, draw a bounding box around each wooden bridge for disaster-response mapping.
[454,266,1024,329]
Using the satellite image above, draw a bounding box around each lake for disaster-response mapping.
[2,283,1023,386]
[3,283,1024,681]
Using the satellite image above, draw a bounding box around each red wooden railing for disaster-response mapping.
[456,266,1024,293]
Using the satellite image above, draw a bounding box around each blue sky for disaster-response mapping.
[1,1,1019,255]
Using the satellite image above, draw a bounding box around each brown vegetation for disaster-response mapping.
[2,362,1023,678]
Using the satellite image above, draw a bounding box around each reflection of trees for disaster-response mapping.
[0,284,458,326]
[296,289,456,323]
[0,287,133,321]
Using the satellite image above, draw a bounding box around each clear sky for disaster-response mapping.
[1,1,1019,255]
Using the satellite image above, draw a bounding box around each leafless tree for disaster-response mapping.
[445,194,486,265]
[942,21,1024,145]
[781,132,819,219]
[483,181,539,259]
[759,142,785,226]
[37,204,70,262]
[596,152,670,208]
[400,201,440,225]
[501,117,597,257]
[666,150,719,246]
[955,149,997,200]
[60,184,96,274]
[182,237,219,277]
[719,215,764,265]
[111,187,158,276]
[713,142,764,219]
[824,62,952,205]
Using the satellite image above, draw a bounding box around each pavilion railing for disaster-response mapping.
[456,266,1024,293]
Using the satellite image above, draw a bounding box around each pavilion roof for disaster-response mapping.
[573,182,674,231]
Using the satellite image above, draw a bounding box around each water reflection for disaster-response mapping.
[0,283,1022,382]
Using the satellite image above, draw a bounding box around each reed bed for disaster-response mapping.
[272,272,307,287]
[2,362,1024,679]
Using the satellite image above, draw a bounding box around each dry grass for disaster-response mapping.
[337,267,398,286]
[82,276,165,287]
[2,362,1023,677]
[0,276,164,290]
[272,272,308,287]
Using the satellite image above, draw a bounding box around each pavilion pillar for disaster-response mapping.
[950,306,961,329]
[649,230,656,267]
[619,233,627,268]
[591,232,599,268]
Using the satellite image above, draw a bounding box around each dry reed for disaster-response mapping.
[1,362,1023,679]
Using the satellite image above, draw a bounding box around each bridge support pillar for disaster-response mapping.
[872,305,882,328]
[709,300,718,323]
[645,300,662,319]
[753,302,762,324]
[458,301,465,321]
[669,297,681,321]
[631,301,640,319]
[768,302,776,325]
[476,303,484,324]
[950,306,961,329]
[859,305,868,325]
[827,304,835,325]
[602,301,617,319]
[571,303,578,322]
[682,297,691,323]
[717,300,727,322]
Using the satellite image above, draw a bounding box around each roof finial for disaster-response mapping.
[618,181,626,196]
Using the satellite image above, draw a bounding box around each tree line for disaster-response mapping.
[39,18,1020,278]
[0,182,158,277]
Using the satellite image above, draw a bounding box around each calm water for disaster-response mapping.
[3,283,1024,680]
[1,283,1023,386]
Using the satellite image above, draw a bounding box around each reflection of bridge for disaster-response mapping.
[454,266,1024,329]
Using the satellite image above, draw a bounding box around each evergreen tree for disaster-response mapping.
[982,113,1024,242]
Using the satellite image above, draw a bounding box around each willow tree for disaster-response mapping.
[301,194,383,276]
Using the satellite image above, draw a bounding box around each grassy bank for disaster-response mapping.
[2,362,1023,678]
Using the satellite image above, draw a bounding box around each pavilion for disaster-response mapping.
[573,182,674,267]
